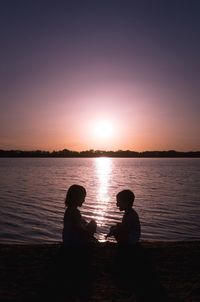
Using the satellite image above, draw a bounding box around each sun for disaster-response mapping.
[93,120,113,139]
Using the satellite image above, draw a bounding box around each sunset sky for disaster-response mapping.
[0,0,200,151]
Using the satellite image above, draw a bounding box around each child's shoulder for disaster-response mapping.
[65,207,81,219]
[124,208,139,219]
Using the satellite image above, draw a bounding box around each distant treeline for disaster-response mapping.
[0,149,200,158]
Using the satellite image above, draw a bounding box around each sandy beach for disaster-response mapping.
[0,241,199,301]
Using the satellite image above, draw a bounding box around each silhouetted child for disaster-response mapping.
[60,184,97,300]
[106,190,168,301]
[106,189,141,245]
[62,184,97,246]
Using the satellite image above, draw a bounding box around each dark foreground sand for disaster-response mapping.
[0,241,199,301]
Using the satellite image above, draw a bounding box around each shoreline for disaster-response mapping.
[1,241,200,301]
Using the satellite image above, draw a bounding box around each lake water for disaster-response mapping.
[0,158,200,243]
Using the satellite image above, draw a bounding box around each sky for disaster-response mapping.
[0,0,200,152]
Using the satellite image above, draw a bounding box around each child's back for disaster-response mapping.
[121,207,141,245]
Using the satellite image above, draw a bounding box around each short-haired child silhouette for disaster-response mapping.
[62,184,97,246]
[106,189,141,245]
[106,190,168,301]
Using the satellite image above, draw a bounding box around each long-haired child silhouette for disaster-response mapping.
[62,184,97,246]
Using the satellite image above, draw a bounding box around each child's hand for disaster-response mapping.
[106,225,116,238]
[87,219,97,234]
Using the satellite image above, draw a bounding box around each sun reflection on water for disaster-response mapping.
[93,157,112,241]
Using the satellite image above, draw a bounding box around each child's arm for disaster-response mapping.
[106,219,134,243]
[86,219,97,236]
[106,223,121,238]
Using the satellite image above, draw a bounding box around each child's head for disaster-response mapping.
[65,184,86,208]
[116,189,135,211]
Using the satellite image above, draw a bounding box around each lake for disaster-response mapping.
[0,157,199,243]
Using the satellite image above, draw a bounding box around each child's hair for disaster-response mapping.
[116,189,135,207]
[65,184,86,207]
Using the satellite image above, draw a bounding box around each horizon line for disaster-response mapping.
[0,149,200,153]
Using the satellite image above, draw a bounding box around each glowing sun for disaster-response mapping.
[93,120,113,139]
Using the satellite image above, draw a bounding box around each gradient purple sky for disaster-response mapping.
[0,0,200,151]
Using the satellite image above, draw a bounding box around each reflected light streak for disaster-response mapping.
[94,158,112,241]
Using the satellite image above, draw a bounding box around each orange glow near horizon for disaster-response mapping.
[1,86,199,152]
[1,82,199,152]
